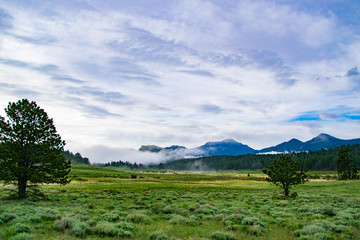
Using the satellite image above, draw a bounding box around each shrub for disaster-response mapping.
[294,224,326,237]
[335,212,355,226]
[116,221,135,231]
[101,213,123,222]
[195,205,217,215]
[247,224,264,236]
[36,207,61,221]
[321,206,336,216]
[223,214,245,224]
[211,232,237,240]
[22,214,42,223]
[68,222,90,237]
[241,217,265,228]
[126,212,152,224]
[7,223,32,234]
[186,215,202,226]
[0,212,16,223]
[162,205,177,214]
[169,215,187,225]
[218,209,232,215]
[189,204,200,212]
[53,217,76,232]
[148,230,169,240]
[9,233,34,240]
[151,203,167,214]
[93,221,132,237]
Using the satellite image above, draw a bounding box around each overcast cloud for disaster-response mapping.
[0,0,359,163]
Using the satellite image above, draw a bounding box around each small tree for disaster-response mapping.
[0,99,71,198]
[263,155,307,197]
[335,146,358,180]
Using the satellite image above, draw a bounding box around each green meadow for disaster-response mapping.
[0,164,359,240]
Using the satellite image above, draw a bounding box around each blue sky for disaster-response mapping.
[0,0,359,163]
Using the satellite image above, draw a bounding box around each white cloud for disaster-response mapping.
[0,0,359,164]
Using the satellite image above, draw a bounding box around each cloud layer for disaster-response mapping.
[0,0,359,163]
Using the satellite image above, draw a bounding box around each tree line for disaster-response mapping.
[62,150,90,165]
[95,160,146,169]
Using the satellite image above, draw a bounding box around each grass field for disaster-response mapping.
[0,164,359,240]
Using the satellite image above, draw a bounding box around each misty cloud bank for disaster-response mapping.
[82,145,205,165]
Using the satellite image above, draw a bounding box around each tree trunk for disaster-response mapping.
[18,178,27,199]
[284,188,289,197]
[283,183,289,197]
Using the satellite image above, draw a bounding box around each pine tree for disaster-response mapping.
[335,146,358,180]
[0,99,71,198]
[263,155,307,197]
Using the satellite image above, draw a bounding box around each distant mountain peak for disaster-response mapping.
[288,138,303,143]
[200,139,255,156]
[204,139,241,145]
[310,133,337,143]
[220,139,239,144]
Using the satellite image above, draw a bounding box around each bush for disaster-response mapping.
[93,221,132,237]
[223,214,246,224]
[7,223,32,234]
[116,221,135,231]
[297,219,350,237]
[148,230,169,240]
[247,224,264,236]
[195,205,217,215]
[53,217,76,232]
[37,207,61,221]
[0,212,16,223]
[22,214,42,223]
[211,232,237,240]
[241,217,265,227]
[162,205,177,214]
[101,213,123,222]
[68,222,90,237]
[169,215,187,225]
[126,212,152,224]
[9,233,34,240]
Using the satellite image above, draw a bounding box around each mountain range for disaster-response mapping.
[139,133,360,159]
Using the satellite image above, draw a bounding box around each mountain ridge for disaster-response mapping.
[139,133,360,159]
[259,133,360,153]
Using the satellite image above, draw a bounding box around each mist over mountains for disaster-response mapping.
[139,133,360,161]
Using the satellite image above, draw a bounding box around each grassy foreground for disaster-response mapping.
[0,164,359,240]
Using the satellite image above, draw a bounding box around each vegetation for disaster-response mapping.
[335,146,359,180]
[263,155,307,197]
[0,99,359,239]
[0,164,359,239]
[62,150,90,165]
[101,160,146,169]
[0,99,71,198]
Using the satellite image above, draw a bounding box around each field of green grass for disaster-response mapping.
[0,164,359,240]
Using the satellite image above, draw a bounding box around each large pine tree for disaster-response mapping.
[0,99,71,198]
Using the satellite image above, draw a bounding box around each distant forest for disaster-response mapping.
[153,144,360,171]
[95,160,146,169]
[62,150,90,165]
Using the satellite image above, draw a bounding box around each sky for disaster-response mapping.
[0,0,359,164]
